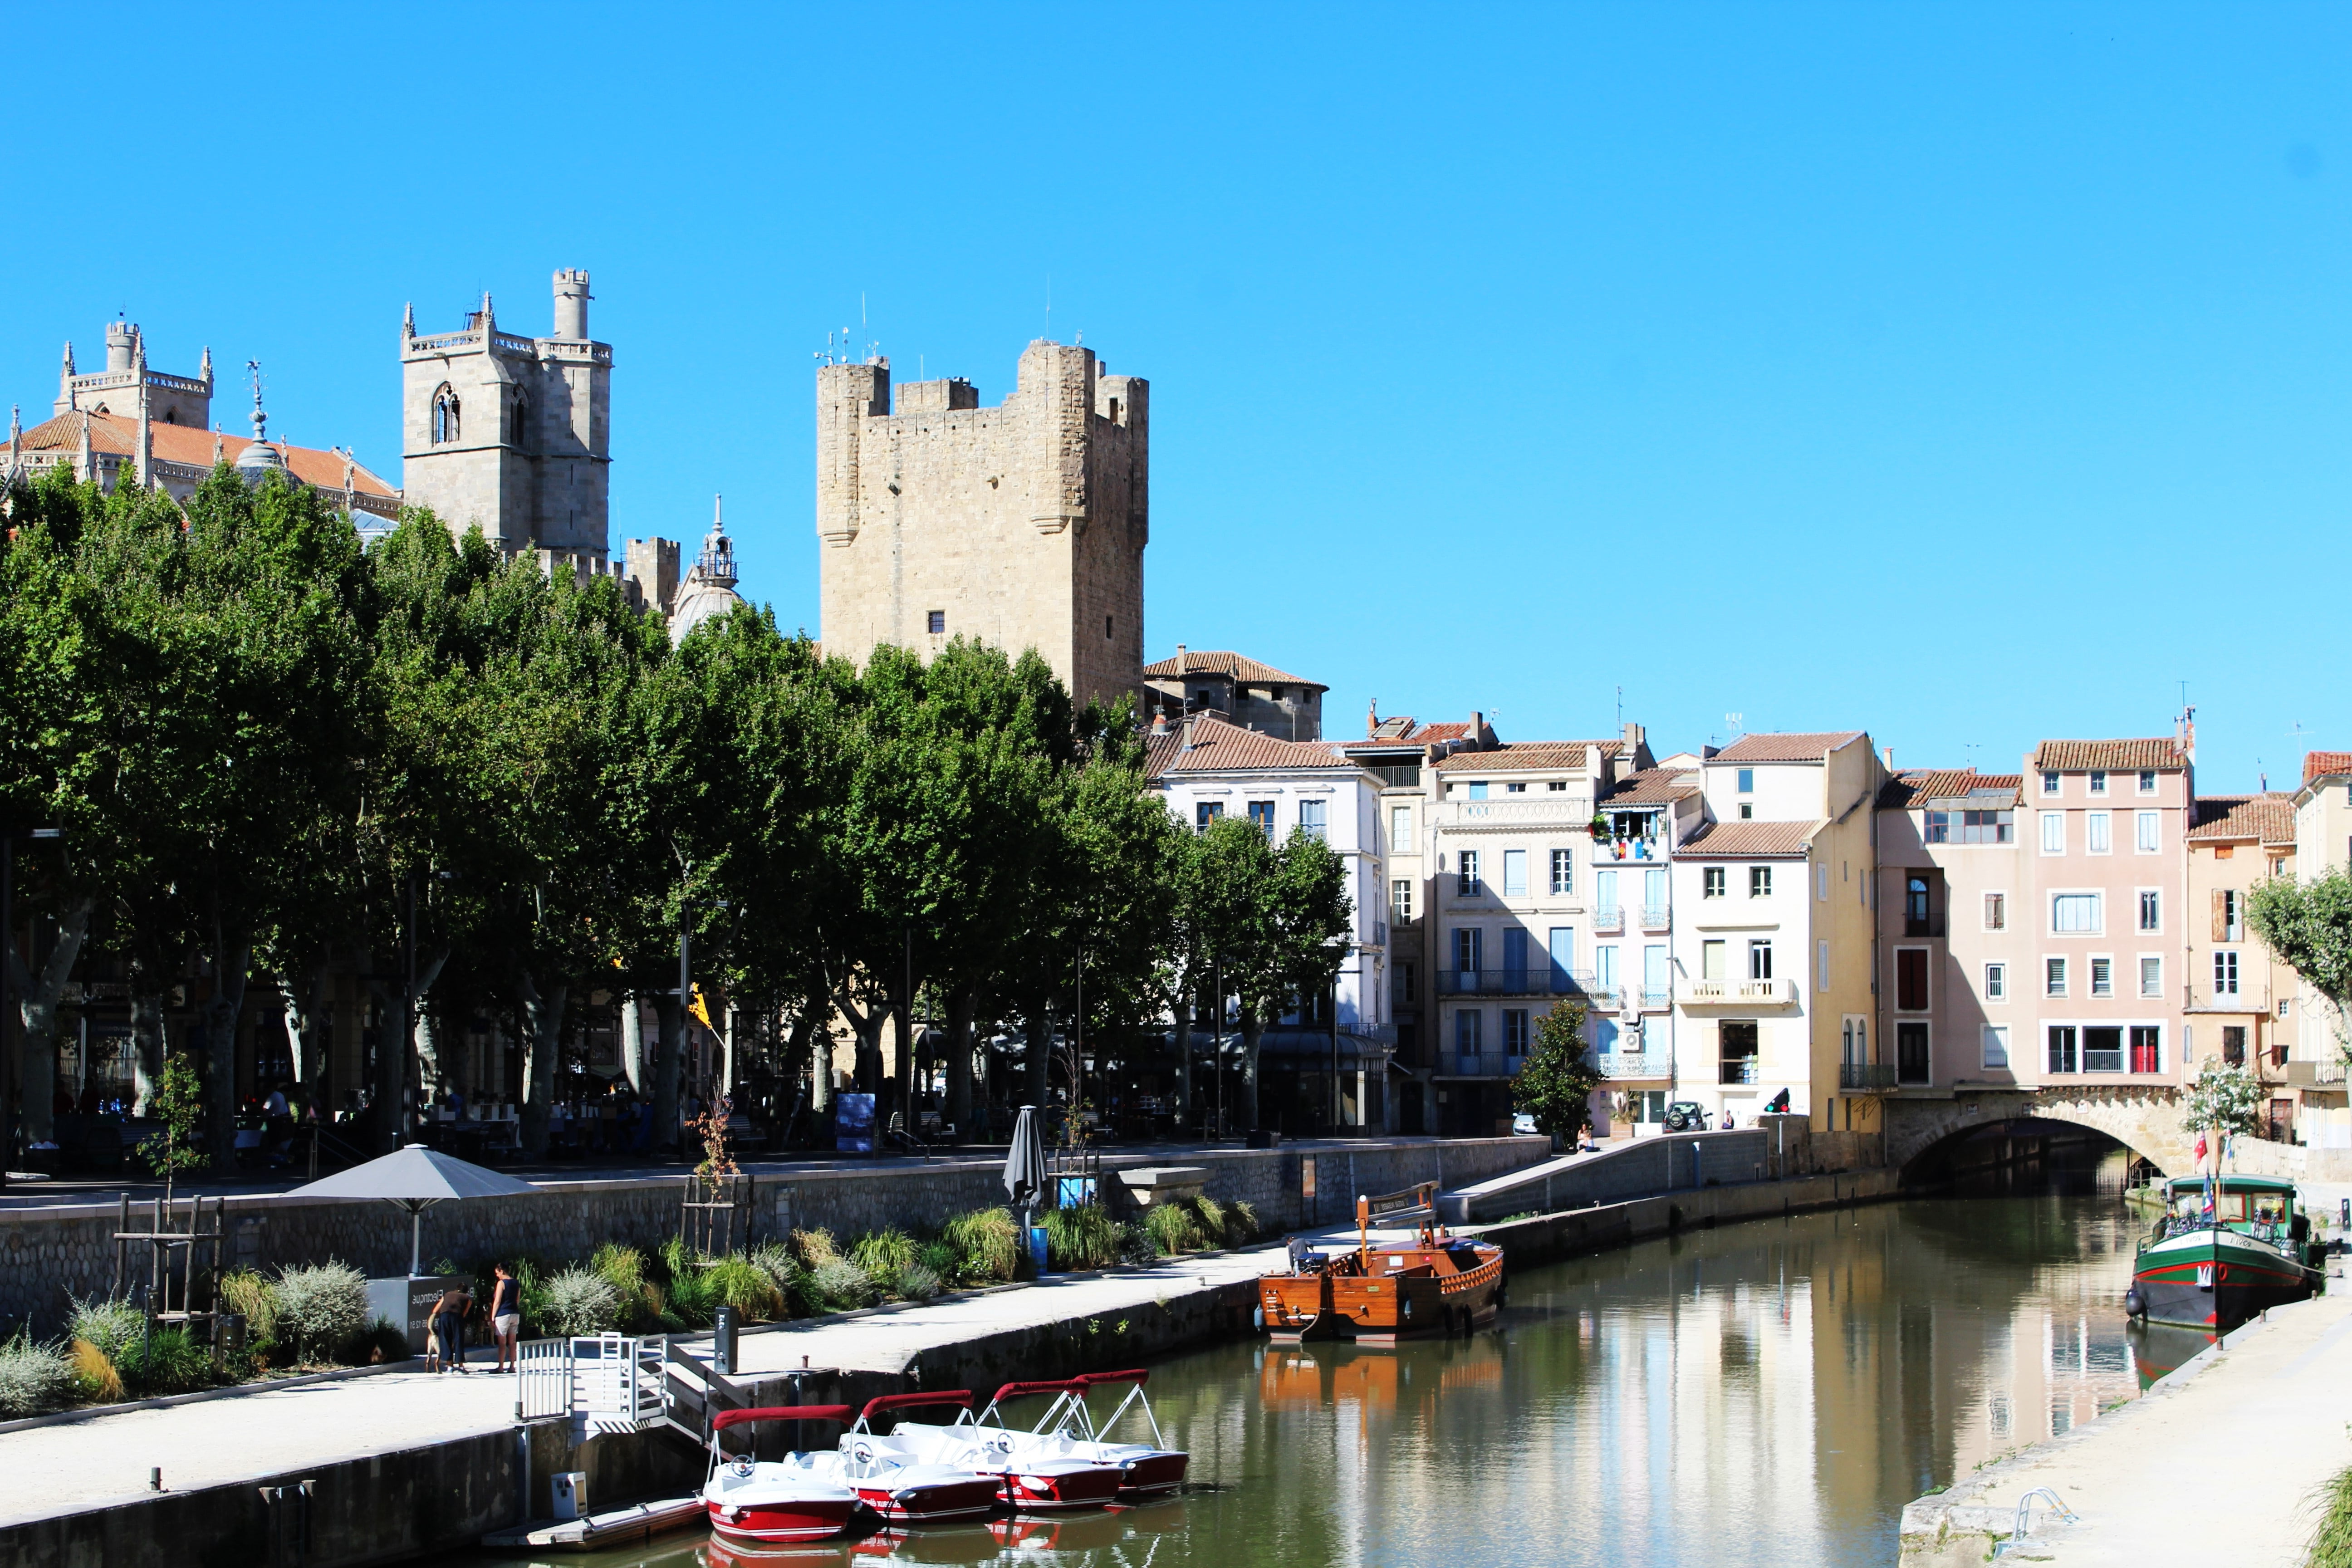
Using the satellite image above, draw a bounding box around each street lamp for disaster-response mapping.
[1,828,64,1191]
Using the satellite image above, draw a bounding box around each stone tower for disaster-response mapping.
[401,269,611,558]
[52,321,212,428]
[815,340,1146,710]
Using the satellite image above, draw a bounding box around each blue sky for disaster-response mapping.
[5,5,2345,790]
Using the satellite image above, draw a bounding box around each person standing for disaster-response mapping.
[433,1279,474,1374]
[490,1264,522,1372]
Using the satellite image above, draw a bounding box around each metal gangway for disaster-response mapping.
[514,1332,755,1446]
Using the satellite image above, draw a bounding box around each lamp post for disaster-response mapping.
[1,828,63,1190]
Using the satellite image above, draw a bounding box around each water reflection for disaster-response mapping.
[456,1191,2143,1568]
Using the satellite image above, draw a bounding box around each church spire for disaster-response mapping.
[199,344,213,385]
[403,300,415,338]
[57,342,75,411]
[76,410,94,486]
[137,375,152,491]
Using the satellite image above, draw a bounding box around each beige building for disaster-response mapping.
[1874,767,2027,1093]
[816,340,1146,710]
[2184,794,2297,1108]
[1143,648,1325,739]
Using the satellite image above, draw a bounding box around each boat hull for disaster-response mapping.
[1114,1450,1189,1500]
[2131,1232,2320,1332]
[1261,1245,1503,1343]
[997,1462,1127,1513]
[704,1497,860,1544]
[854,1473,1005,1525]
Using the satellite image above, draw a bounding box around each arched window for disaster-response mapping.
[431,385,460,444]
[510,392,528,447]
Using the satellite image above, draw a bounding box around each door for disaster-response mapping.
[1501,927,1529,989]
[1643,868,1667,923]
[1597,869,1620,923]
[1896,948,1929,1011]
[1549,927,1575,994]
[1644,945,1669,1007]
[1897,1022,1930,1083]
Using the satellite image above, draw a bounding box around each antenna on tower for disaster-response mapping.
[1615,685,1623,729]
[1045,274,1052,339]
[1724,711,1744,736]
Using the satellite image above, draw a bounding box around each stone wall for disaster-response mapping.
[1882,1084,2192,1176]
[0,1137,1543,1335]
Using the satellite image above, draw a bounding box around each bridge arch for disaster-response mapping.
[1883,1086,2189,1181]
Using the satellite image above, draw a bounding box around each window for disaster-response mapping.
[1248,800,1276,838]
[2139,890,2161,932]
[1503,1009,1530,1055]
[2089,770,2108,795]
[926,609,946,634]
[1905,875,1931,931]
[2222,1024,2246,1066]
[1817,939,1830,993]
[2041,770,2061,795]
[2090,957,2112,998]
[2139,956,2162,998]
[1595,869,1618,921]
[1298,799,1327,842]
[1391,805,1413,851]
[1739,802,1754,820]
[2137,770,2157,794]
[1548,928,1575,991]
[1458,850,1480,897]
[2214,951,2240,995]
[2130,1025,2161,1073]
[1925,810,1949,843]
[1505,782,1526,794]
[1392,961,1416,1005]
[1963,810,2016,844]
[2087,812,2111,854]
[2052,893,2102,933]
[1985,962,2007,1000]
[2046,957,2068,997]
[2083,1025,2124,1073]
[1455,1009,1482,1054]
[1701,939,1727,980]
[1595,944,1619,993]
[1720,1020,1759,1085]
[1985,892,2007,931]
[1549,848,1574,896]
[1194,801,1223,832]
[2213,889,2243,942]
[2047,1025,2078,1073]
[1646,944,1670,1003]
[431,384,460,444]
[1982,1025,2010,1069]
[1749,866,1773,897]
[1502,848,1527,897]
[2272,856,2288,876]
[1466,782,1489,801]
[1896,948,1928,1010]
[1104,615,1113,640]
[1817,862,1829,901]
[1454,927,1483,974]
[1748,939,1774,981]
[1392,879,1413,923]
[1898,1022,1930,1084]
[2041,813,2065,853]
[1737,768,1755,795]
[2136,812,2159,853]
[1547,781,1567,793]
[1704,867,1726,899]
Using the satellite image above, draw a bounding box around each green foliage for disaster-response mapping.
[703,1256,785,1319]
[1230,1200,1261,1241]
[2309,1463,2352,1568]
[1117,1221,1158,1267]
[1513,999,1602,1138]
[811,1258,875,1312]
[1191,1194,1227,1244]
[916,1241,960,1282]
[218,1271,280,1346]
[663,1265,717,1328]
[118,1328,214,1396]
[2250,870,2352,1050]
[541,1268,625,1335]
[897,1263,944,1301]
[849,1229,916,1294]
[2182,1060,2266,1141]
[349,1318,412,1365]
[0,1332,75,1416]
[273,1261,369,1362]
[1042,1205,1123,1271]
[941,1208,1020,1283]
[66,1295,145,1363]
[789,1228,841,1267]
[1145,1202,1205,1256]
[750,1242,816,1318]
[135,1053,210,1199]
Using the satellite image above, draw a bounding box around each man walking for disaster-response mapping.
[433,1279,474,1374]
[490,1264,523,1372]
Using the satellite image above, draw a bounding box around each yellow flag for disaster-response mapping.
[688,983,715,1033]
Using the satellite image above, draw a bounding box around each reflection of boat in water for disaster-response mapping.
[2127,1319,2219,1390]
[2126,1175,2325,1331]
[1258,1184,1504,1343]
[990,1498,1189,1554]
[704,1534,863,1568]
[1257,1332,1503,1414]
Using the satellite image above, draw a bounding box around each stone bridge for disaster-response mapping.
[1882,1085,2191,1177]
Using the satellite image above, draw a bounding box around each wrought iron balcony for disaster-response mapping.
[1438,967,1599,998]
[1448,1051,1527,1078]
[1641,905,1671,933]
[1840,1062,1899,1091]
[1593,906,1625,935]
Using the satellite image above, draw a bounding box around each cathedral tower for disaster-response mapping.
[401,269,611,557]
[815,339,1147,710]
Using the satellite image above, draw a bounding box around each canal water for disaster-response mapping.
[456,1166,2148,1568]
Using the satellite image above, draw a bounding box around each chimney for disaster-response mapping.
[1367,697,1378,739]
[1622,720,1644,751]
[1883,745,1895,770]
[1181,711,1196,750]
[1151,709,1169,736]
[1174,642,1186,669]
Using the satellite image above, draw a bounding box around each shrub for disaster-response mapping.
[1042,1205,1122,1272]
[897,1263,943,1302]
[218,1271,280,1345]
[704,1256,784,1320]
[749,1242,813,1318]
[1116,1221,1158,1267]
[68,1338,122,1402]
[0,1333,74,1417]
[118,1328,213,1396]
[941,1208,1019,1284]
[2311,1462,2352,1568]
[812,1258,875,1312]
[591,1245,654,1330]
[66,1295,145,1363]
[350,1318,411,1365]
[665,1266,717,1328]
[1230,1200,1261,1243]
[850,1230,916,1297]
[1191,1195,1227,1245]
[541,1268,624,1336]
[1145,1203,1204,1256]
[274,1262,369,1363]
[790,1228,841,1268]
[916,1241,960,1284]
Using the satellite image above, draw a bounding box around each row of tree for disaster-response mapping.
[0,462,1354,1163]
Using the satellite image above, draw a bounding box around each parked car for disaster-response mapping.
[1512,1112,1539,1136]
[1662,1101,1710,1132]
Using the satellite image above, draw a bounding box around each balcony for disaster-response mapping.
[1596,1050,1670,1081]
[1593,906,1625,935]
[1590,836,1665,863]
[1902,914,1946,938]
[2283,1059,2347,1088]
[1840,1062,1899,1092]
[1437,968,1564,997]
[1682,978,1796,1007]
[1447,1052,1527,1079]
[1640,905,1671,934]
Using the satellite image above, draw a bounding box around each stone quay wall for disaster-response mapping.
[0,1137,1543,1335]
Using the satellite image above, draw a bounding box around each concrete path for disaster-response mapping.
[1901,1278,2352,1566]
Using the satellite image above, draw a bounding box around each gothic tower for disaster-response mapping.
[401,269,611,557]
[815,340,1147,710]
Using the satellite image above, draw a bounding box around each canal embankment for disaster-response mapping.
[0,1141,1909,1568]
[1897,1275,2352,1568]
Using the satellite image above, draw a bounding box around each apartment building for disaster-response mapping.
[1669,732,1886,1134]
[1424,727,1656,1137]
[1339,706,1493,1132]
[2185,793,2299,1137]
[1874,767,2028,1092]
[2288,752,2352,1144]
[1588,762,1707,1129]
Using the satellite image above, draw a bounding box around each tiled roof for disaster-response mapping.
[2304,751,2352,784]
[1711,731,1865,763]
[2188,794,2297,845]
[1673,819,1821,858]
[1599,768,1701,805]
[15,410,398,497]
[1144,714,1357,778]
[1877,769,2024,809]
[2030,739,2184,772]
[1140,649,1324,691]
[1344,718,1472,752]
[1432,740,1622,774]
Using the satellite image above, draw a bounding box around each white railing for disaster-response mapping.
[1684,978,1794,1005]
[515,1333,667,1429]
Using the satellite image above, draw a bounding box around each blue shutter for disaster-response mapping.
[1501,928,1528,988]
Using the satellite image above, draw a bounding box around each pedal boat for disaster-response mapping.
[2126,1174,2325,1332]
[1258,1183,1504,1343]
[701,1405,862,1544]
[839,1392,1013,1526]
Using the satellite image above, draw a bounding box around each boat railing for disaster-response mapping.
[1077,1369,1166,1450]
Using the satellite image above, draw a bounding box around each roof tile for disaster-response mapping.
[1673,819,1821,858]
[1711,731,1866,763]
[1431,740,1621,774]
[15,410,397,496]
[1141,649,1324,690]
[2188,794,2296,845]
[1145,714,1357,778]
[1598,768,1701,805]
[2030,739,2185,772]
[1877,768,2024,809]
[2304,751,2352,785]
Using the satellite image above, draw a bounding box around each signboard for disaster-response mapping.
[1300,1156,1318,1200]
[365,1273,472,1354]
[835,1093,876,1154]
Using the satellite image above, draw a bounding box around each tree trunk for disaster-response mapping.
[281,960,330,1095]
[619,992,645,1093]
[1169,970,1193,1139]
[786,990,829,1116]
[204,936,252,1170]
[943,987,976,1133]
[515,970,568,1157]
[7,895,92,1145]
[1238,1004,1266,1133]
[128,931,169,1116]
[1024,993,1052,1110]
[652,990,685,1153]
[888,998,914,1129]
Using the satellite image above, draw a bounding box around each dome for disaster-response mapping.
[233,361,288,486]
[668,493,743,645]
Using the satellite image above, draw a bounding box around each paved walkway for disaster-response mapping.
[1904,1274,2352,1566]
